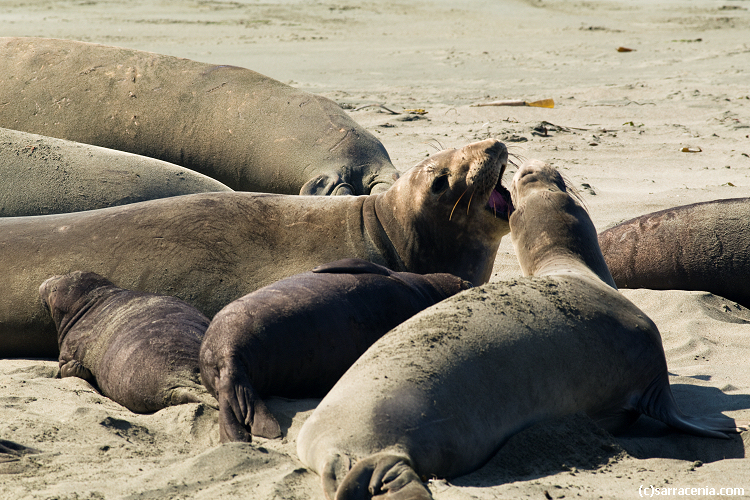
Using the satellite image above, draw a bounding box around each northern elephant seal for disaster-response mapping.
[200,258,472,442]
[39,271,213,413]
[0,37,398,195]
[598,198,750,308]
[0,127,231,217]
[296,160,741,500]
[0,139,511,358]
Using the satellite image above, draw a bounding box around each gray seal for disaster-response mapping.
[0,37,398,195]
[0,127,231,217]
[199,258,472,442]
[39,271,213,413]
[296,160,741,500]
[598,197,750,308]
[0,139,511,359]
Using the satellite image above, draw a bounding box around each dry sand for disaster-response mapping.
[1,0,750,498]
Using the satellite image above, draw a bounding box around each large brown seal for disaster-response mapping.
[0,127,231,217]
[0,139,511,359]
[0,37,398,195]
[296,160,741,500]
[39,271,213,413]
[598,198,750,308]
[200,258,472,443]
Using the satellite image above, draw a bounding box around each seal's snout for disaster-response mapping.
[39,275,62,299]
[468,139,512,220]
[510,159,567,208]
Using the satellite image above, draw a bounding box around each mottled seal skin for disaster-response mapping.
[0,37,398,195]
[0,139,511,359]
[598,198,750,308]
[296,160,741,500]
[0,127,232,217]
[39,271,213,413]
[200,258,472,443]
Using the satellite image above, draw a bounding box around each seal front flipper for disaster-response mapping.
[58,359,96,385]
[312,259,393,276]
[332,451,432,500]
[300,173,355,196]
[216,368,281,442]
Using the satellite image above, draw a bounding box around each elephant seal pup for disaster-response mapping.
[39,271,214,413]
[0,138,511,358]
[0,37,398,195]
[200,258,472,442]
[296,160,741,500]
[0,127,231,217]
[598,198,750,308]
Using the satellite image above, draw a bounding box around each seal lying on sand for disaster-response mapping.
[0,127,231,217]
[296,160,741,500]
[39,271,213,413]
[0,139,511,359]
[0,37,398,195]
[200,258,472,442]
[598,198,750,308]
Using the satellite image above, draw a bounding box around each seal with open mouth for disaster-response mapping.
[296,160,740,500]
[0,139,511,358]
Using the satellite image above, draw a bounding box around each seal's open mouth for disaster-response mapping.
[486,173,513,220]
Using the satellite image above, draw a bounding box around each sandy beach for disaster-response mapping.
[1,0,750,498]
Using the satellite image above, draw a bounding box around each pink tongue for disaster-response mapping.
[488,189,507,212]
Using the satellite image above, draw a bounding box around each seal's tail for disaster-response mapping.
[322,451,432,500]
[637,374,746,439]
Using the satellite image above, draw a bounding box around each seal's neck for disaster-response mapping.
[55,288,119,348]
[369,190,503,285]
[361,194,407,272]
[511,192,617,289]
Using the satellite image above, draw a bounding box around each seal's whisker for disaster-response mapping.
[561,174,588,211]
[449,188,468,221]
[508,152,526,168]
[466,190,475,215]
[423,139,445,152]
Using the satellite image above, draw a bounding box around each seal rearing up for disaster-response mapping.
[296,160,742,500]
[0,139,511,358]
[510,161,616,287]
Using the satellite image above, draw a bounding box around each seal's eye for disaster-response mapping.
[431,174,450,194]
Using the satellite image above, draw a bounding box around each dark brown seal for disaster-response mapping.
[598,197,750,308]
[0,127,231,217]
[0,139,511,359]
[296,160,741,500]
[39,271,213,413]
[0,37,398,195]
[200,258,472,442]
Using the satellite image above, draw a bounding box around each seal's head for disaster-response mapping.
[39,271,116,335]
[375,139,513,285]
[509,159,616,287]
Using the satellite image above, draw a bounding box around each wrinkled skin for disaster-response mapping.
[39,271,213,413]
